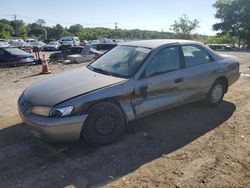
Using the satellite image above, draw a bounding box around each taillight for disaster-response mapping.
[95,52,102,58]
[16,56,22,61]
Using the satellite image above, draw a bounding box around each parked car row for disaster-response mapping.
[0,37,124,66]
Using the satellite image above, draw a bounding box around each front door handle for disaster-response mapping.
[175,78,183,83]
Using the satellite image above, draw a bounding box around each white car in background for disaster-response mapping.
[59,36,80,47]
[30,41,46,51]
[0,40,10,47]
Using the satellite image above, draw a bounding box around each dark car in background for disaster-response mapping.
[0,47,34,67]
[49,46,84,61]
[67,44,103,63]
[49,46,102,62]
[91,43,117,53]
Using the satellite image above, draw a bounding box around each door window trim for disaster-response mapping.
[140,45,183,79]
[180,44,215,69]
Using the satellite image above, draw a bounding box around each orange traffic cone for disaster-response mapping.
[41,55,51,74]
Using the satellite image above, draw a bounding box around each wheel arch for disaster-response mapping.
[85,97,131,124]
[215,76,228,93]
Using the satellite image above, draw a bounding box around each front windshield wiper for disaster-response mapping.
[88,64,113,76]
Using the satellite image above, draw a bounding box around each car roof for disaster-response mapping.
[122,39,201,49]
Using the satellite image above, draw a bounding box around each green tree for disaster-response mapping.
[170,14,200,39]
[27,23,44,38]
[50,24,69,39]
[36,19,46,26]
[203,33,237,45]
[213,0,250,46]
[68,24,83,35]
[8,20,27,38]
[0,22,13,38]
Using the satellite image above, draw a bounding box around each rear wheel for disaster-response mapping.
[82,102,125,146]
[206,80,225,106]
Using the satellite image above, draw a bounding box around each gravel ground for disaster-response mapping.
[0,51,249,187]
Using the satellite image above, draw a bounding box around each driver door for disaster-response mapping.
[132,45,186,117]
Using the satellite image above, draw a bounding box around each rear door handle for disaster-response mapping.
[140,85,149,98]
[175,78,183,83]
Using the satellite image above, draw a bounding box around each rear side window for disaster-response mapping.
[145,46,180,77]
[181,45,213,67]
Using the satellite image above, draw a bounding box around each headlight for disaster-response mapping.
[49,106,74,117]
[31,106,52,116]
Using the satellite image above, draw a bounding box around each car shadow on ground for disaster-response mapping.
[0,101,236,187]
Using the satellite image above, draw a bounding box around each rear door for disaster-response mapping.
[179,44,219,102]
[133,45,187,117]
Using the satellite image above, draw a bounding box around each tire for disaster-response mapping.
[206,80,225,106]
[82,102,125,146]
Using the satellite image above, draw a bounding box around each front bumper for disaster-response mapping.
[18,107,88,142]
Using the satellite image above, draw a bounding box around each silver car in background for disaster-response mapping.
[18,39,240,145]
[43,41,61,51]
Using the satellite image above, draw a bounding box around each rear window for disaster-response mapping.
[4,48,27,55]
[71,47,83,54]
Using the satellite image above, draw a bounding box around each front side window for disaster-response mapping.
[145,46,180,77]
[89,46,150,78]
[182,45,212,67]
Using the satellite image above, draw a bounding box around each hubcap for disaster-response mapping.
[211,84,223,104]
[95,114,115,135]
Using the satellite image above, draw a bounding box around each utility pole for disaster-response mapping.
[161,29,163,39]
[13,14,18,37]
[114,22,118,39]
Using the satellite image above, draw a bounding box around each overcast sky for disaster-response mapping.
[0,0,218,35]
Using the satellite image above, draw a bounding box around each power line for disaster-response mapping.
[0,14,119,29]
[15,14,115,27]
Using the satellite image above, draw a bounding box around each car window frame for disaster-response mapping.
[139,45,183,79]
[180,44,215,68]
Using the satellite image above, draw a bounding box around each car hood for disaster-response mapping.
[23,67,126,106]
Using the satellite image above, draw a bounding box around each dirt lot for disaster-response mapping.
[0,52,249,187]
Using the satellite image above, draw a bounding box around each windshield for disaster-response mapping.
[89,45,150,78]
[49,41,58,45]
[5,48,28,55]
[62,39,72,41]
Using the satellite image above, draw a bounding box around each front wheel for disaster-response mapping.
[82,102,125,146]
[206,80,225,106]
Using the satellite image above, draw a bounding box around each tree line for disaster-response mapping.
[0,18,207,41]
